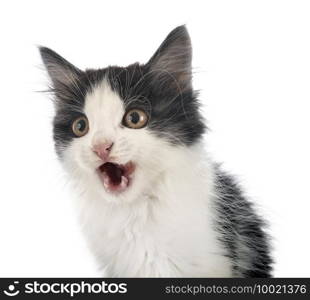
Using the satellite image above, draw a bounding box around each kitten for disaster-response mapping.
[40,26,272,277]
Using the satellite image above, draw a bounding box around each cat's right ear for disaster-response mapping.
[146,25,192,92]
[39,46,82,90]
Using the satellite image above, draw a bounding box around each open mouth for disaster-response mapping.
[97,161,135,193]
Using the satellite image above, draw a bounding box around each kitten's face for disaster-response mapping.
[40,26,205,202]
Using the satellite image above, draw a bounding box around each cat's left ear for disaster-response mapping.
[146,25,192,91]
[39,46,82,90]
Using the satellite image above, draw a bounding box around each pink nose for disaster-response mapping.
[93,142,113,161]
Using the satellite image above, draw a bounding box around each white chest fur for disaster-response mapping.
[75,154,232,277]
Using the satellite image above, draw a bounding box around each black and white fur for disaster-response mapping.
[40,26,272,277]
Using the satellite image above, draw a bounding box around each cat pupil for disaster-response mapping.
[130,112,140,124]
[78,120,85,131]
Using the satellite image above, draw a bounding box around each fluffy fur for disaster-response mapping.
[40,26,272,277]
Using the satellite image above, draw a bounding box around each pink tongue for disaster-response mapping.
[101,172,129,192]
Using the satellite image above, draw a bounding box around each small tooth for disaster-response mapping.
[120,176,128,189]
[102,173,110,189]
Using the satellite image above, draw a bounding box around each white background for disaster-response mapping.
[0,0,309,277]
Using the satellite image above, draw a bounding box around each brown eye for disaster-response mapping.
[72,116,89,137]
[123,109,148,129]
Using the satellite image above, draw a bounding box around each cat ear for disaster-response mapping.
[147,25,192,91]
[39,46,82,89]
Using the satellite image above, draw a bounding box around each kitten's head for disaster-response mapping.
[40,25,205,202]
